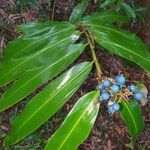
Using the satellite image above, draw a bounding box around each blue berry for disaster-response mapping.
[134,92,143,101]
[129,84,137,93]
[111,84,120,93]
[101,92,110,101]
[112,103,120,112]
[102,79,111,87]
[108,105,114,113]
[101,89,107,93]
[115,75,125,85]
[97,84,104,91]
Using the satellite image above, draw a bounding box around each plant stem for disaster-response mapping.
[52,0,56,21]
[84,31,103,83]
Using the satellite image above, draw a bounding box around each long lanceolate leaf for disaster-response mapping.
[2,22,78,60]
[0,44,86,112]
[85,23,150,75]
[120,101,144,144]
[80,12,128,25]
[3,62,92,147]
[45,91,100,150]
[0,22,81,86]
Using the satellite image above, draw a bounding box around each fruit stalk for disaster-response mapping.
[84,31,103,83]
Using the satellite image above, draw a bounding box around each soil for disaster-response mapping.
[0,0,150,150]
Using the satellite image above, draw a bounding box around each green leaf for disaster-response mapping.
[3,22,78,60]
[86,23,150,75]
[3,62,92,147]
[121,2,136,19]
[45,91,100,150]
[0,44,86,112]
[69,0,89,23]
[81,12,128,25]
[120,100,144,144]
[0,22,80,86]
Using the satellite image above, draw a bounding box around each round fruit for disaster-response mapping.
[108,105,114,113]
[129,84,137,93]
[115,75,125,85]
[134,92,143,101]
[101,92,110,101]
[102,79,111,87]
[101,89,107,93]
[111,84,120,93]
[97,84,104,91]
[112,103,120,112]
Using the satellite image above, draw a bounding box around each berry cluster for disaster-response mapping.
[97,74,143,113]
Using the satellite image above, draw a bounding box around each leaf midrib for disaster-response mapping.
[89,24,134,40]
[123,102,138,138]
[82,13,123,21]
[96,37,150,65]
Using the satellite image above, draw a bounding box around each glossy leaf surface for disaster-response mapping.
[3,22,79,60]
[87,23,150,75]
[120,100,144,143]
[81,12,128,25]
[0,44,86,112]
[45,91,100,150]
[0,22,80,86]
[3,62,92,147]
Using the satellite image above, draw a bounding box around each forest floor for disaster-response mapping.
[0,0,150,150]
